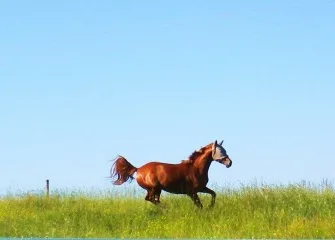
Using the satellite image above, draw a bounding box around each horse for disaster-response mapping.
[110,140,232,208]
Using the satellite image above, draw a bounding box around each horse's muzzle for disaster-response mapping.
[219,157,232,168]
[222,157,233,168]
[225,159,232,168]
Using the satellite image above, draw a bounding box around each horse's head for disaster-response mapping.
[211,140,232,168]
[184,140,232,168]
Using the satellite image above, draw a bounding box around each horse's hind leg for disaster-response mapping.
[154,189,162,204]
[145,190,154,204]
[145,189,159,205]
[145,191,151,202]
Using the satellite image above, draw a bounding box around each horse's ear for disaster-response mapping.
[219,140,224,146]
[212,141,217,154]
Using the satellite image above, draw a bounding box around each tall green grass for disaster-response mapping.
[1,183,334,238]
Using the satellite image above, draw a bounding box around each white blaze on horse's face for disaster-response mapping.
[212,140,232,168]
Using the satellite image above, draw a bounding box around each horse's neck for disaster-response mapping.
[193,152,212,175]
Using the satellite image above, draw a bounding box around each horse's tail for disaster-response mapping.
[110,155,138,185]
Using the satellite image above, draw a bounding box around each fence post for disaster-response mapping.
[46,179,50,198]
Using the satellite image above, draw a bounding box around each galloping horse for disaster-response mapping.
[110,140,232,208]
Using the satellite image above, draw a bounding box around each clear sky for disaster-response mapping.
[1,1,334,195]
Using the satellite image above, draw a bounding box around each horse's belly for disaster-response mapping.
[160,175,193,194]
[162,185,188,194]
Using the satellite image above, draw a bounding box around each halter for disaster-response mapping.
[212,144,228,161]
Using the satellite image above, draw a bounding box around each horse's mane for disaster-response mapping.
[181,144,211,164]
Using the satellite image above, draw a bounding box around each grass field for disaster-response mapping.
[1,182,334,238]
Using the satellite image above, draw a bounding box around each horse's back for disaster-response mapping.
[137,161,187,176]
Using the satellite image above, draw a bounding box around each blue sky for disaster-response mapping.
[1,1,334,195]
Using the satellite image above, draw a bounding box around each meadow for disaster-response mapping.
[1,182,335,239]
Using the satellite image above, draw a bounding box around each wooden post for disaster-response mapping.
[46,179,50,198]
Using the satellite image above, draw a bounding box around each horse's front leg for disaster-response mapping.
[188,192,203,209]
[200,187,216,207]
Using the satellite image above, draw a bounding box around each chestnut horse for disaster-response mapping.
[110,140,232,208]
